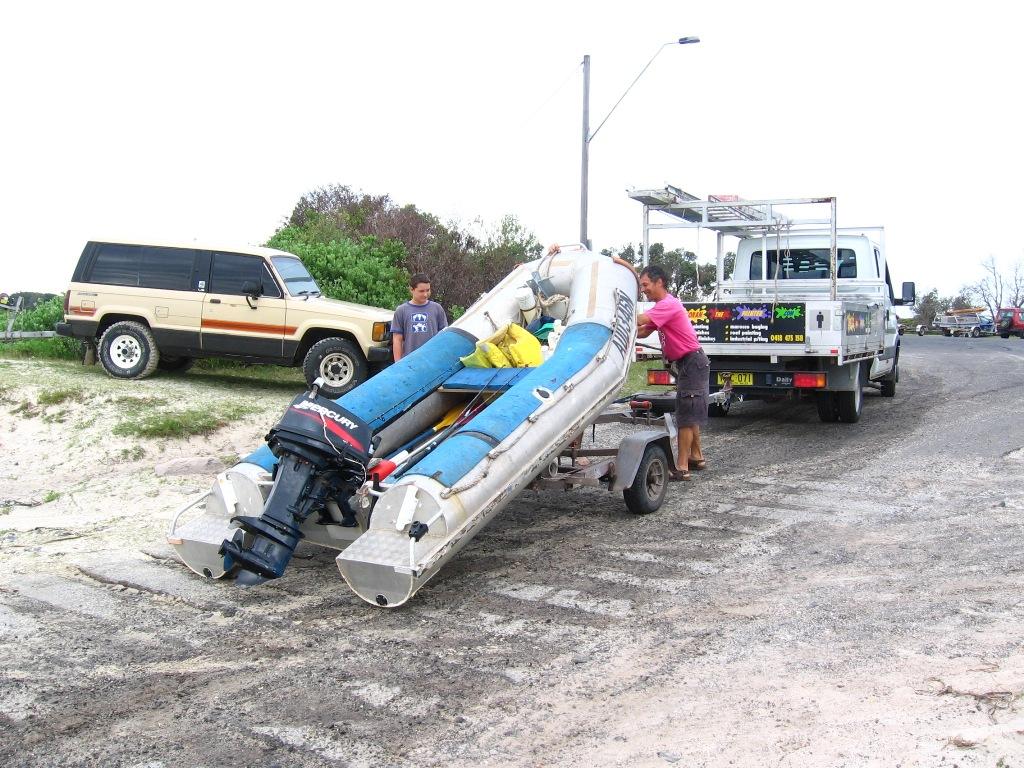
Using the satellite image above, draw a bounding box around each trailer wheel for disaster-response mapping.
[971,327,981,338]
[623,443,669,515]
[708,399,731,417]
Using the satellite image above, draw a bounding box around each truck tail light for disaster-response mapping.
[63,290,70,314]
[647,369,674,386]
[793,372,826,388]
[372,322,390,342]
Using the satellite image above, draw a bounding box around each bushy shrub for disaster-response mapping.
[282,185,542,314]
[0,296,79,359]
[10,295,63,332]
[267,225,408,310]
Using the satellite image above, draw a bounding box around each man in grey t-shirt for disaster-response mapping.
[391,273,448,361]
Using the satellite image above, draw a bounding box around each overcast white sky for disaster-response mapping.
[2,0,1022,298]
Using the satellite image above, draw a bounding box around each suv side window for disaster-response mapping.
[89,243,141,286]
[139,247,195,291]
[211,252,263,295]
[261,263,283,298]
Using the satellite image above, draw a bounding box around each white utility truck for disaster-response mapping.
[628,188,915,423]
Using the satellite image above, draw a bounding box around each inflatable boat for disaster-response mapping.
[168,245,640,606]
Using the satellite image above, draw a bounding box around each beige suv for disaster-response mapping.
[56,240,393,398]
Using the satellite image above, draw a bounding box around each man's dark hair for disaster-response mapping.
[640,265,669,285]
[409,272,431,289]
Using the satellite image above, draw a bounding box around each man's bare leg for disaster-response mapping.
[677,425,694,476]
[689,426,704,464]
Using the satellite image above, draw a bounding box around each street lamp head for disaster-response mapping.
[677,36,701,45]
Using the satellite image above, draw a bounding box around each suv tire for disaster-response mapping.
[99,321,160,380]
[157,355,195,373]
[303,337,368,398]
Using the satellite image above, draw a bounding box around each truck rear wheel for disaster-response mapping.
[815,392,839,422]
[836,383,863,422]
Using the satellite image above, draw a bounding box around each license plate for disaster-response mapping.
[717,372,754,386]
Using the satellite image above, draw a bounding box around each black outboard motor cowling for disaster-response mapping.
[220,391,372,582]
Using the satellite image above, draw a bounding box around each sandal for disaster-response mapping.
[669,469,691,482]
[688,458,707,471]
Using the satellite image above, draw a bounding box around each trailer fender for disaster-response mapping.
[611,430,675,492]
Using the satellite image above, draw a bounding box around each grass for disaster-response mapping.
[117,446,146,462]
[0,337,79,360]
[37,388,83,406]
[110,394,169,406]
[113,403,258,439]
[620,358,663,396]
[42,490,61,503]
[11,400,39,418]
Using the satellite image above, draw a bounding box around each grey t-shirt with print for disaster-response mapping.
[391,300,448,356]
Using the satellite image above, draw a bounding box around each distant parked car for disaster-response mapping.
[996,307,1024,339]
[56,240,393,397]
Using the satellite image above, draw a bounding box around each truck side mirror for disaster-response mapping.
[901,281,916,305]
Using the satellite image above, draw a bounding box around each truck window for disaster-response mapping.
[210,252,263,295]
[89,243,142,286]
[138,246,195,291]
[749,248,857,280]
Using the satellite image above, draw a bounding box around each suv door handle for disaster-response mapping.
[209,298,221,304]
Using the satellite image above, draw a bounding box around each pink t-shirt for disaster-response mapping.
[646,294,701,361]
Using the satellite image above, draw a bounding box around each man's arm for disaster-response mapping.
[391,307,405,362]
[637,311,655,338]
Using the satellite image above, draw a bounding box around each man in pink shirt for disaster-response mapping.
[637,265,709,481]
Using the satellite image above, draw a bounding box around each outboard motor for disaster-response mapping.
[220,388,372,583]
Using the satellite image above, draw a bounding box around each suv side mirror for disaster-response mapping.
[900,281,916,305]
[241,280,263,309]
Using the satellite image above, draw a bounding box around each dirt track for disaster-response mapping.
[2,336,1024,767]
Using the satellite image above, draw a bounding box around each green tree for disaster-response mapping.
[912,288,949,326]
[280,184,541,313]
[267,223,408,310]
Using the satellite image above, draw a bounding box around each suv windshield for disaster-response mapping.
[272,256,321,297]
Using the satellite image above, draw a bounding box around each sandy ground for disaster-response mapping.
[1,336,1023,767]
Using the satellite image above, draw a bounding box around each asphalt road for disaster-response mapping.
[2,336,1023,767]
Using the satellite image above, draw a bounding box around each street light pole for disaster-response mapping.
[579,37,700,251]
[580,54,591,248]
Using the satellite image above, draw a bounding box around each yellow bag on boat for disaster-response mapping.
[497,323,542,367]
[458,324,542,368]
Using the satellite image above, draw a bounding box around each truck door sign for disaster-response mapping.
[844,309,872,336]
[690,302,806,344]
